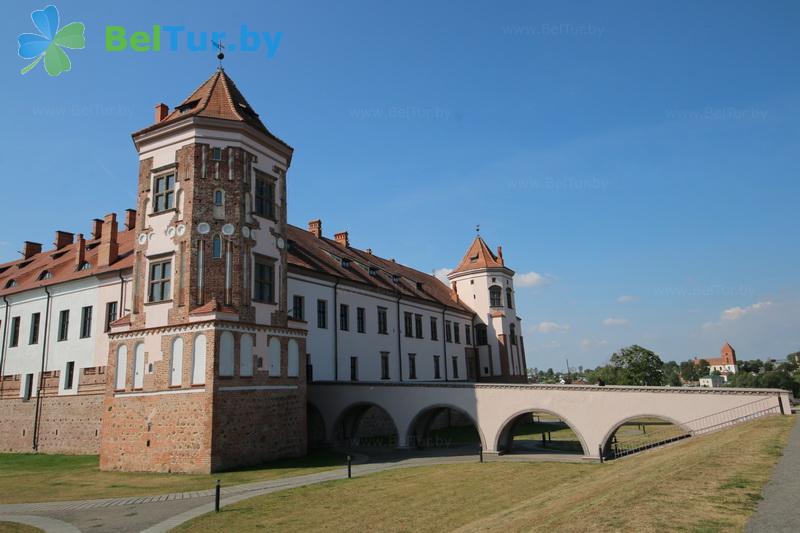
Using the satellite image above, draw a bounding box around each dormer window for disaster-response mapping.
[392,274,400,284]
[341,258,351,269]
[416,282,423,290]
[211,147,222,161]
[5,279,17,288]
[78,261,91,271]
[469,254,479,263]
[39,270,53,280]
[369,267,378,276]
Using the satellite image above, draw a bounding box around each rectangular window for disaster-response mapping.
[452,356,459,379]
[340,304,349,331]
[445,321,452,343]
[404,312,413,337]
[153,174,175,213]
[381,352,390,380]
[9,317,20,347]
[104,301,118,333]
[22,373,33,401]
[28,313,41,345]
[454,323,461,344]
[414,314,423,339]
[57,310,69,342]
[350,356,358,381]
[434,355,441,379]
[148,260,172,302]
[292,295,305,321]
[253,258,275,302]
[255,174,275,219]
[465,324,472,345]
[357,307,365,333]
[408,353,417,380]
[80,306,93,338]
[430,317,438,341]
[377,307,388,334]
[317,299,327,329]
[64,361,75,390]
[211,147,223,161]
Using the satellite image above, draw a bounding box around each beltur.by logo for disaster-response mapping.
[17,4,85,76]
[105,25,282,57]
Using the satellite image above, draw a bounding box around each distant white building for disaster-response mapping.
[699,375,724,388]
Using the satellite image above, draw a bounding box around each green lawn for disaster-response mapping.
[175,415,794,532]
[0,523,41,533]
[0,450,344,504]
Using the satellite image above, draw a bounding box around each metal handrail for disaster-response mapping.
[607,397,781,460]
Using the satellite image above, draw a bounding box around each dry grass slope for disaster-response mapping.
[175,416,794,533]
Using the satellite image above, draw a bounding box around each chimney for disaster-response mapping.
[497,245,504,265]
[91,219,104,240]
[22,241,42,259]
[54,231,74,250]
[366,248,372,254]
[308,219,322,238]
[334,231,349,247]
[74,234,86,268]
[155,103,169,123]
[98,213,118,267]
[124,209,137,231]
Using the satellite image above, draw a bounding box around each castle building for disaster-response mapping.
[0,69,527,473]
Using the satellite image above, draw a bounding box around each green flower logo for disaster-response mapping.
[17,5,85,76]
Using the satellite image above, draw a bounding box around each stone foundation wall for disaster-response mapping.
[211,388,306,471]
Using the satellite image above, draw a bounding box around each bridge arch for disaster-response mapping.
[405,403,485,450]
[494,408,590,456]
[600,413,691,458]
[331,401,399,448]
[307,402,327,449]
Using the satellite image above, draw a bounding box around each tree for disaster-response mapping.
[609,345,664,386]
[680,360,699,382]
[697,359,710,377]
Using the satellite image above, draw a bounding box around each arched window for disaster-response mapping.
[219,331,235,376]
[240,334,254,377]
[192,334,207,385]
[133,343,145,389]
[170,337,184,386]
[509,323,517,346]
[214,190,224,206]
[38,270,53,280]
[212,235,222,259]
[5,279,16,288]
[287,339,299,377]
[489,285,502,307]
[506,287,513,309]
[115,345,128,389]
[268,337,281,376]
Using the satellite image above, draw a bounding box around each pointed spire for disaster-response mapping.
[449,235,507,277]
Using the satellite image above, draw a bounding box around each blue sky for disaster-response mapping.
[2,0,798,370]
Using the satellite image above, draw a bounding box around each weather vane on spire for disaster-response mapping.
[212,40,225,70]
[475,224,480,235]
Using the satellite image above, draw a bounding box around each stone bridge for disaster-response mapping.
[307,382,792,460]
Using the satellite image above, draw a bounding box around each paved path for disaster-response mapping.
[0,450,585,532]
[746,416,800,533]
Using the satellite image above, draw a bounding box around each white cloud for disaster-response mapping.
[602,317,629,326]
[721,300,772,321]
[536,321,569,334]
[580,339,608,350]
[433,268,452,285]
[515,271,552,287]
[617,295,638,303]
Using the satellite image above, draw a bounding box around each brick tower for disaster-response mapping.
[99,69,308,473]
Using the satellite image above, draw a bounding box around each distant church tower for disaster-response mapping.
[99,69,308,474]
[448,236,527,382]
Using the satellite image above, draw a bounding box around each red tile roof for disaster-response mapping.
[286,225,474,315]
[0,231,134,298]
[190,298,238,316]
[132,69,290,149]
[450,236,506,276]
